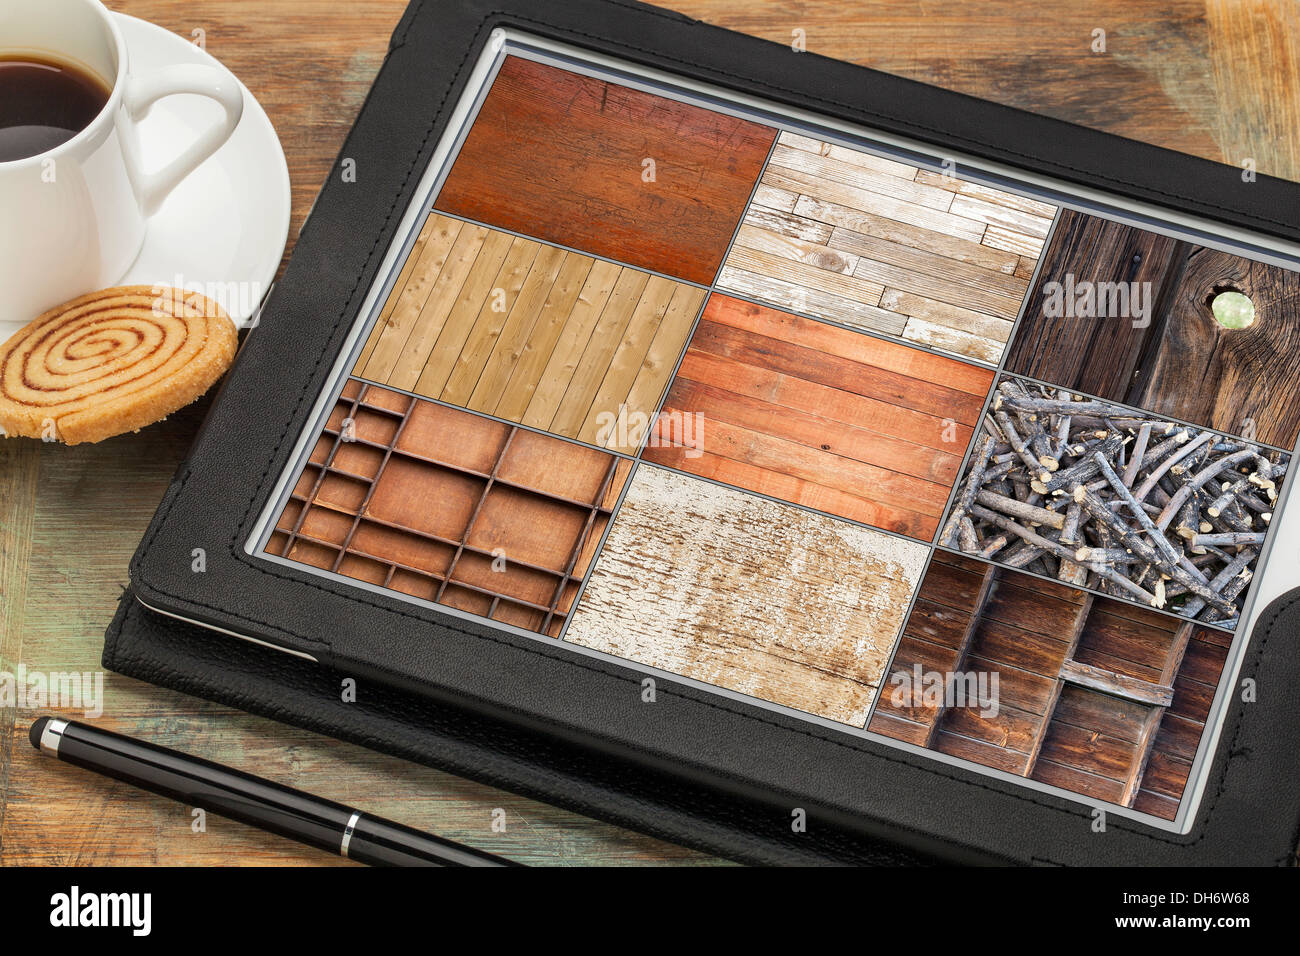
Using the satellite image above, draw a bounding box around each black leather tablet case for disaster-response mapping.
[105,0,1300,865]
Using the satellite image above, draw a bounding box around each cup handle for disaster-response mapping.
[121,64,244,216]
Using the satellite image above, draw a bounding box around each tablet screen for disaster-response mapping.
[248,30,1299,833]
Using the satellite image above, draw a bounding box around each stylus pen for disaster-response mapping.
[30,716,520,867]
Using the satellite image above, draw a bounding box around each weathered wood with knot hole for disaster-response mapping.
[1006,210,1300,448]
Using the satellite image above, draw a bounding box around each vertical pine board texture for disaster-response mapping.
[354,214,706,453]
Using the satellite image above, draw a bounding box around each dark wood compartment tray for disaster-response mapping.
[269,379,629,636]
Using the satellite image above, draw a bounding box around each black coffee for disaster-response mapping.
[0,55,112,162]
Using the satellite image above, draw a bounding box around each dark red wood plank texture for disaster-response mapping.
[435,56,776,285]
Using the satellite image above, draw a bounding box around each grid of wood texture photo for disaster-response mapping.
[265,52,1300,823]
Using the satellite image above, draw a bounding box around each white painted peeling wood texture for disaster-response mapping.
[565,466,928,725]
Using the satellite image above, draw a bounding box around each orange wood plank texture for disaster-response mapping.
[435,56,776,285]
[644,294,994,540]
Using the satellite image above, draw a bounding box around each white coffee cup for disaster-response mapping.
[0,0,243,327]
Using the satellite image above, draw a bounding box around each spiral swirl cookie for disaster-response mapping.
[0,285,237,444]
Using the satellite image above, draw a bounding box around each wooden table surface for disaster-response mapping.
[1,0,1296,867]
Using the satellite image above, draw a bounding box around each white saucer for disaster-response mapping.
[0,14,291,342]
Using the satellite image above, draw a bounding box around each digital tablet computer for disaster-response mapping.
[120,0,1300,865]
